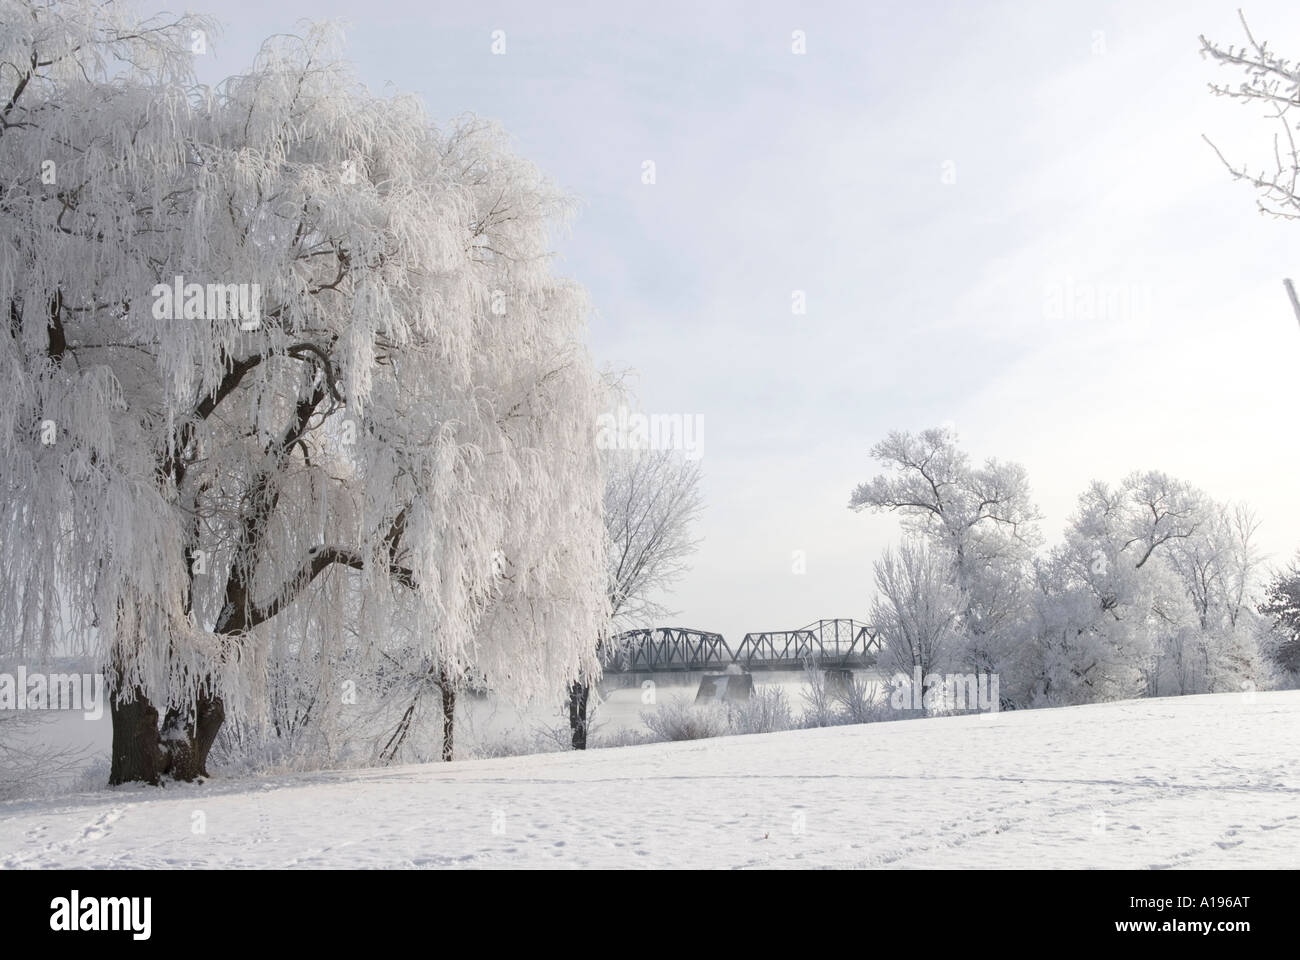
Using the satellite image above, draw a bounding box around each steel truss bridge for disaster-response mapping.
[600,619,881,674]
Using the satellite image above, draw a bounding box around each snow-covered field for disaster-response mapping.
[1,691,1297,869]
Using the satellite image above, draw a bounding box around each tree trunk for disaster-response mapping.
[439,670,455,762]
[568,679,590,750]
[108,687,163,786]
[110,679,225,785]
[161,686,225,781]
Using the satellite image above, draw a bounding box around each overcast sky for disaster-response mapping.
[196,0,1300,644]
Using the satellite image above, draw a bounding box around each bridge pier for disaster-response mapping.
[824,667,853,696]
[694,673,754,704]
[595,670,714,697]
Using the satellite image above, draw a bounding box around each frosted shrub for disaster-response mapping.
[726,686,794,734]
[833,675,887,724]
[467,726,564,760]
[592,727,663,749]
[800,659,838,728]
[641,696,729,741]
[0,713,89,800]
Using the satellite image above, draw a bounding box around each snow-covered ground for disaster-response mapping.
[1,691,1297,869]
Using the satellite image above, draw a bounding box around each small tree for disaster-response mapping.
[871,539,960,715]
[1028,472,1206,704]
[1026,471,1272,704]
[569,446,703,748]
[1259,557,1300,678]
[605,448,704,626]
[850,427,1040,681]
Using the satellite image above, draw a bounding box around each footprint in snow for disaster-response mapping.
[81,807,125,842]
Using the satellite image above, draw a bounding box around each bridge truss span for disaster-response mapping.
[733,619,881,671]
[601,626,733,673]
[602,618,880,674]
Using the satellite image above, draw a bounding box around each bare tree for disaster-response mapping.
[800,657,836,727]
[1201,11,1300,323]
[0,713,88,800]
[605,450,705,625]
[1202,12,1300,220]
[831,674,884,724]
[871,540,960,715]
[850,427,1040,677]
[1167,502,1262,631]
[569,448,703,749]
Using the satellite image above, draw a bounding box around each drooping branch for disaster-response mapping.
[214,382,329,635]
[0,53,36,132]
[46,290,66,361]
[246,545,415,632]
[165,340,339,489]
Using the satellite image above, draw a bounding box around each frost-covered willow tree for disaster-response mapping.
[0,1,608,783]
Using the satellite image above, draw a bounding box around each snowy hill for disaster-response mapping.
[2,691,1297,869]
